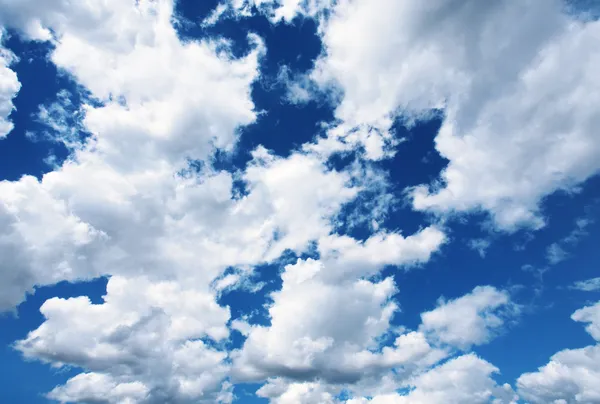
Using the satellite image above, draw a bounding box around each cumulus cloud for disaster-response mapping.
[15,276,233,402]
[348,354,517,404]
[295,0,600,230]
[420,286,519,350]
[233,281,517,400]
[0,177,107,311]
[257,379,338,404]
[231,255,445,386]
[0,30,20,138]
[517,301,600,403]
[226,0,333,23]
[262,353,518,404]
[572,301,600,341]
[3,0,597,403]
[0,0,266,309]
[0,1,452,401]
[47,373,151,404]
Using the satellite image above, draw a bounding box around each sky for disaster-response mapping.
[0,0,599,403]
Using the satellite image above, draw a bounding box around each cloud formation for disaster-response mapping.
[286,0,600,230]
[1,0,599,403]
[0,30,20,138]
[517,301,600,403]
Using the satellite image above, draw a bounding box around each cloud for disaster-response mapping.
[230,219,445,384]
[572,301,600,341]
[15,276,232,403]
[570,277,600,292]
[258,354,518,404]
[3,1,597,403]
[233,280,517,400]
[0,3,451,402]
[0,31,21,139]
[546,243,568,265]
[468,238,491,258]
[289,0,600,231]
[227,0,333,23]
[517,301,600,403]
[0,176,108,311]
[348,354,517,404]
[420,286,519,350]
[47,373,150,404]
[0,0,265,309]
[231,259,442,385]
[257,379,337,404]
[546,215,593,265]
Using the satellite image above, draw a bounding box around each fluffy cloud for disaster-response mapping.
[16,276,232,403]
[257,379,337,404]
[223,0,332,23]
[0,177,107,311]
[420,286,519,350]
[47,373,150,404]
[0,2,451,402]
[411,13,600,230]
[233,280,516,401]
[0,0,265,309]
[517,301,600,403]
[0,31,20,138]
[231,255,445,386]
[572,302,600,341]
[348,354,517,404]
[300,0,600,230]
[259,353,518,404]
[4,0,595,403]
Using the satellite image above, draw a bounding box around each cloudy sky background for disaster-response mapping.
[1,0,600,403]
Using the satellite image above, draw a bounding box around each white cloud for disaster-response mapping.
[231,260,403,383]
[294,0,600,230]
[316,226,446,282]
[546,243,568,265]
[5,1,592,403]
[570,277,600,292]
[0,176,108,311]
[572,301,600,341]
[0,31,20,139]
[347,354,517,404]
[257,379,337,404]
[4,143,395,398]
[231,221,446,387]
[47,373,150,404]
[518,345,600,404]
[420,286,519,350]
[0,0,170,42]
[564,217,593,245]
[517,301,600,403]
[242,147,359,259]
[15,276,232,403]
[0,3,451,402]
[0,0,266,309]
[232,271,521,403]
[468,238,491,258]
[259,354,518,404]
[227,0,333,23]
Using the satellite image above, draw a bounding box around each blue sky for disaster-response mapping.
[1,1,599,403]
